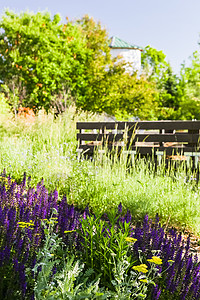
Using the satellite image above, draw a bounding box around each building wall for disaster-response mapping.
[110,48,141,74]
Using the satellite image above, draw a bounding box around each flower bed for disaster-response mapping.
[0,171,200,299]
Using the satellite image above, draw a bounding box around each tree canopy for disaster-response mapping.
[2,10,200,120]
[0,10,159,119]
[0,11,91,112]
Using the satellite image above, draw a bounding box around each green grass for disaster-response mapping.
[67,154,200,232]
[1,107,200,234]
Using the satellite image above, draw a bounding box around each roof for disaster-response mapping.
[109,36,143,51]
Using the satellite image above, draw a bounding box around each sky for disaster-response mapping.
[0,0,200,74]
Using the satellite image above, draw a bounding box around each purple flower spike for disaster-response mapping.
[118,202,122,214]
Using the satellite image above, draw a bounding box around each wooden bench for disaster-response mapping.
[76,121,200,167]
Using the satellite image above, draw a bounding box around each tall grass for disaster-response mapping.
[68,153,200,233]
[1,106,200,234]
[0,106,102,187]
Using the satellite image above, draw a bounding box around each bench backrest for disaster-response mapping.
[76,121,200,156]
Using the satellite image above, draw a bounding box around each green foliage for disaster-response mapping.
[0,10,90,112]
[0,92,11,117]
[141,46,180,119]
[77,213,133,287]
[141,45,169,82]
[0,11,162,119]
[33,210,166,299]
[74,15,113,112]
[110,250,165,300]
[70,16,158,119]
[176,51,200,119]
[33,212,107,299]
[33,210,62,299]
[50,258,106,300]
[141,43,200,120]
[105,71,159,120]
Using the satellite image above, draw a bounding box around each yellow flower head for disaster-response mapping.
[125,237,137,243]
[147,256,162,265]
[132,264,148,273]
[140,278,148,283]
[18,221,34,229]
[64,230,76,234]
[168,260,174,264]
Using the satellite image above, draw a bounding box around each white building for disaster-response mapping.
[109,36,143,74]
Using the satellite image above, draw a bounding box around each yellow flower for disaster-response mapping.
[46,220,54,224]
[125,237,137,243]
[168,260,174,264]
[18,225,26,228]
[140,264,148,268]
[18,221,34,229]
[147,256,162,265]
[132,264,148,273]
[140,278,148,283]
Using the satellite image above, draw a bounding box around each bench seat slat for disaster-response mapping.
[77,133,200,143]
[77,121,200,131]
[78,144,200,155]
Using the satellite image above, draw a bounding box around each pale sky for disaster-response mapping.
[1,0,200,74]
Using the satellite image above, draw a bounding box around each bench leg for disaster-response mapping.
[184,152,200,168]
[194,154,200,168]
[76,149,83,161]
[155,151,164,165]
[98,149,106,162]
[122,150,136,165]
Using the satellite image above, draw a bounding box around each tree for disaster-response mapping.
[141,46,180,119]
[141,45,169,82]
[175,51,200,120]
[0,11,160,119]
[0,10,90,112]
[98,64,159,120]
[74,15,117,112]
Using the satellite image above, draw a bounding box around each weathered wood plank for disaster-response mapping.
[133,133,200,143]
[77,121,200,131]
[78,144,200,155]
[77,133,200,143]
[77,133,124,142]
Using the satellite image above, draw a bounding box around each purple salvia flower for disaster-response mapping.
[19,263,27,296]
[0,251,5,267]
[151,284,161,299]
[3,246,10,263]
[53,190,58,202]
[22,172,26,187]
[124,209,131,223]
[118,202,122,214]
[13,258,19,272]
[69,205,75,219]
